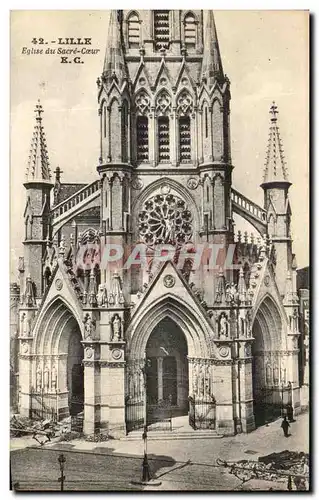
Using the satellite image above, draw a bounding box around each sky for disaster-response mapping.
[10,10,309,281]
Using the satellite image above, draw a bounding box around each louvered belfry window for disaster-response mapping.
[179,117,191,162]
[137,116,149,162]
[128,13,140,47]
[158,117,170,162]
[154,10,170,50]
[184,13,196,47]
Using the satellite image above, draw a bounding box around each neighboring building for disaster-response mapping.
[14,10,305,436]
[297,267,309,408]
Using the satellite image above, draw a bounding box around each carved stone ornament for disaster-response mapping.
[219,346,230,358]
[112,348,122,360]
[131,178,144,190]
[22,342,29,354]
[163,275,176,288]
[160,184,170,195]
[187,177,199,190]
[264,275,270,287]
[86,347,93,359]
[55,278,63,291]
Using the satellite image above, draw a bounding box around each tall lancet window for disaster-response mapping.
[154,10,170,50]
[179,117,191,163]
[137,116,149,162]
[177,90,193,164]
[158,117,170,162]
[135,90,150,164]
[184,12,196,48]
[121,100,129,163]
[128,12,140,48]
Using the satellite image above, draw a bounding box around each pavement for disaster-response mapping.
[10,412,309,491]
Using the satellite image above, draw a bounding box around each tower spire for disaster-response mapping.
[262,102,289,184]
[102,10,128,85]
[201,11,224,84]
[25,100,52,183]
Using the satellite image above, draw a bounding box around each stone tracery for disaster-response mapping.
[138,192,193,247]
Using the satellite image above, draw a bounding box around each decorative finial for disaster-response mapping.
[34,99,44,121]
[269,101,278,122]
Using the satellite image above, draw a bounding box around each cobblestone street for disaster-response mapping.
[11,412,309,491]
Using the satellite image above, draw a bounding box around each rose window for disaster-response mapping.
[138,193,193,247]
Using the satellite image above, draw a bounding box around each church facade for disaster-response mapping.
[14,10,304,436]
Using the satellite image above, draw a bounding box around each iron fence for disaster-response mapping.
[188,396,216,430]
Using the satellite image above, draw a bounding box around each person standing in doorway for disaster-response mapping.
[281,416,290,437]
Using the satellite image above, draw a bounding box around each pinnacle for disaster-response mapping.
[25,100,52,182]
[262,102,289,184]
[201,11,224,84]
[102,10,128,84]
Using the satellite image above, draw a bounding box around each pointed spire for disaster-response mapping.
[102,10,128,85]
[201,11,224,84]
[262,102,289,184]
[25,100,52,183]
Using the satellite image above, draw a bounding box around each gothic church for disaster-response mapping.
[13,10,304,436]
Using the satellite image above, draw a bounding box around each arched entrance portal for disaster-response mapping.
[30,299,85,421]
[252,296,285,426]
[146,318,189,424]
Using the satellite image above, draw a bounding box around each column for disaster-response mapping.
[157,357,163,401]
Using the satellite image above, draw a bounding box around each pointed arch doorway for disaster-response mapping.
[252,296,289,427]
[145,317,189,426]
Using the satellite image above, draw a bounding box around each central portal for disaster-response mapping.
[145,317,189,424]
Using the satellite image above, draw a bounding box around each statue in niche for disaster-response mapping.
[281,364,286,384]
[36,367,42,392]
[20,313,26,336]
[111,314,122,341]
[219,312,229,338]
[97,284,107,307]
[193,371,198,396]
[273,365,279,385]
[44,366,50,391]
[266,364,272,384]
[51,365,57,390]
[84,314,95,340]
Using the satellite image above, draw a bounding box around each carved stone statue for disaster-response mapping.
[36,367,42,392]
[97,284,106,307]
[84,314,96,340]
[51,365,57,390]
[44,366,50,391]
[112,314,122,341]
[219,312,229,338]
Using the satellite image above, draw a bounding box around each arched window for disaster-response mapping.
[128,12,140,48]
[137,116,149,162]
[179,116,191,163]
[121,100,129,162]
[154,10,170,50]
[184,12,196,48]
[103,105,107,138]
[158,117,170,162]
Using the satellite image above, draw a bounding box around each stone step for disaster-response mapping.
[123,429,223,441]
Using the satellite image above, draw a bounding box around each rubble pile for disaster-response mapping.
[218,450,309,491]
[10,414,75,441]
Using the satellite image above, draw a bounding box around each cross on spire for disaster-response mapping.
[34,99,44,120]
[269,101,278,122]
[262,102,289,183]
